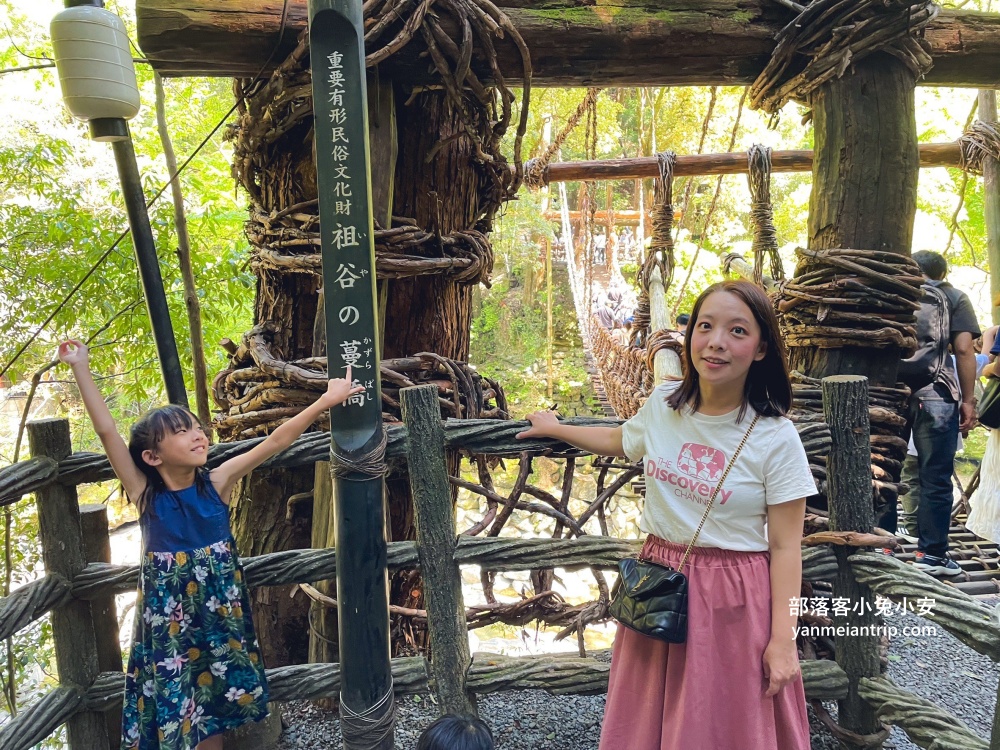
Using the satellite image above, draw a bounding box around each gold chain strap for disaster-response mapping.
[677,413,760,573]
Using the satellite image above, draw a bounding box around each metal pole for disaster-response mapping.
[307,1,393,748]
[66,5,188,408]
[111,132,188,407]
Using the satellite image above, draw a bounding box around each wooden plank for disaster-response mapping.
[135,0,1000,86]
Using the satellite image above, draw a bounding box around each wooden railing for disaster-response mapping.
[0,379,997,749]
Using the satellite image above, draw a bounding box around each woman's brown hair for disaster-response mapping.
[667,280,792,420]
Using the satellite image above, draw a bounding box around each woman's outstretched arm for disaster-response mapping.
[516,411,626,458]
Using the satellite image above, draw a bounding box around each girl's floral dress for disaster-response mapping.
[121,481,268,749]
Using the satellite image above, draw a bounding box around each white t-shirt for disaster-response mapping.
[622,383,817,552]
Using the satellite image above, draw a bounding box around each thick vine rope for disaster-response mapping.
[958,120,1000,176]
[630,151,676,348]
[749,0,939,115]
[746,145,784,286]
[523,87,602,190]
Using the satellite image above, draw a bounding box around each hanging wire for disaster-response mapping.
[0,0,293,382]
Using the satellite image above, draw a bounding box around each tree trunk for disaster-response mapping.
[797,53,919,745]
[380,89,489,632]
[792,53,919,388]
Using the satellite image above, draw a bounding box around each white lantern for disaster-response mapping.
[50,5,140,123]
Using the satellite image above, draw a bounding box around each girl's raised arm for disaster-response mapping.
[210,367,365,502]
[58,340,148,501]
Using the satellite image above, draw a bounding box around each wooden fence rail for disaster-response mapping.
[0,653,852,750]
[0,538,840,641]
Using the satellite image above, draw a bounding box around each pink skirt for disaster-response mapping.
[599,537,810,750]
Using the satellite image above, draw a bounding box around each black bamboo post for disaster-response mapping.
[822,376,883,746]
[308,0,393,746]
[400,384,477,715]
[27,419,109,749]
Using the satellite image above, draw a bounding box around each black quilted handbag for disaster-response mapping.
[609,415,759,643]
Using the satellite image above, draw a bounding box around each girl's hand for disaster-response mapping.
[319,365,366,408]
[516,410,560,439]
[762,638,800,697]
[57,340,89,368]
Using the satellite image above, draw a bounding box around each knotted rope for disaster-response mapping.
[631,152,676,348]
[523,88,601,190]
[331,426,389,480]
[747,145,784,287]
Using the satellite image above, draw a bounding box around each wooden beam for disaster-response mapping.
[136,0,1000,87]
[538,142,962,184]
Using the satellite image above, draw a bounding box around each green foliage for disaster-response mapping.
[0,0,253,723]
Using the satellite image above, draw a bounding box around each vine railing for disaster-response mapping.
[0,379,998,748]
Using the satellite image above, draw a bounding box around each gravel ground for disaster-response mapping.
[273,600,1000,749]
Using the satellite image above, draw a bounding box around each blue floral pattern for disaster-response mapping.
[121,539,268,749]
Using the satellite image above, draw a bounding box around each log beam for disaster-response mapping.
[536,142,962,184]
[135,0,1000,87]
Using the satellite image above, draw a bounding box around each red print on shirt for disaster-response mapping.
[645,444,734,506]
[677,443,726,483]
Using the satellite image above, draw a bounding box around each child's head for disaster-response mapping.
[668,280,791,419]
[128,405,209,505]
[417,714,494,750]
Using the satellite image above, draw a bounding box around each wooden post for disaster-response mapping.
[979,90,1000,326]
[399,385,476,715]
[308,460,339,710]
[27,419,109,749]
[822,377,882,746]
[79,504,122,749]
[648,267,682,381]
[991,676,1000,750]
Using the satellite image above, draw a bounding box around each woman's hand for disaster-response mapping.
[516,410,560,440]
[57,339,89,368]
[762,638,800,697]
[318,365,366,408]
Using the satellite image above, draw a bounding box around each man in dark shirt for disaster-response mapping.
[882,251,979,576]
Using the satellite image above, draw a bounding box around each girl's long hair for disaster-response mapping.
[127,405,210,514]
[667,280,792,420]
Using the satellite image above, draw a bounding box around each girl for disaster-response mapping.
[417,714,495,750]
[58,339,363,750]
[517,281,815,749]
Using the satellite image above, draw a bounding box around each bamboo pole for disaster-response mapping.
[537,142,962,185]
